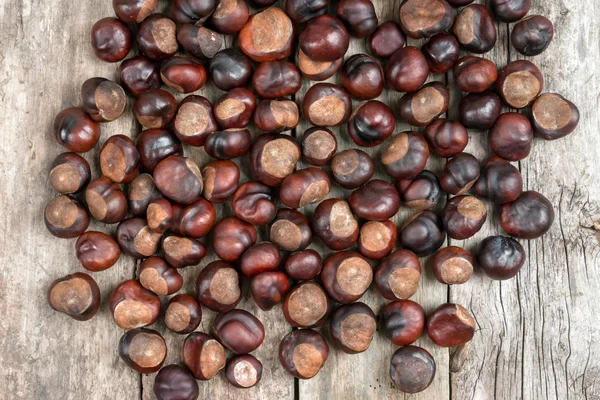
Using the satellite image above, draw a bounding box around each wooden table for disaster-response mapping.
[1,0,598,399]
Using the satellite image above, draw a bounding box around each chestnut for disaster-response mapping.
[312,198,359,251]
[340,55,384,101]
[347,101,395,147]
[424,119,468,158]
[279,329,329,379]
[368,21,406,59]
[303,83,352,128]
[136,128,183,173]
[330,302,377,353]
[285,0,329,24]
[300,15,349,62]
[81,77,126,122]
[491,0,530,22]
[249,133,301,186]
[250,271,291,311]
[109,279,161,329]
[269,208,312,252]
[254,99,300,133]
[531,93,580,141]
[296,48,343,82]
[91,17,131,63]
[162,235,208,268]
[280,168,331,209]
[381,132,430,181]
[44,195,89,239]
[375,249,421,300]
[128,174,161,216]
[99,134,140,184]
[212,309,265,354]
[252,61,302,99]
[226,355,263,388]
[350,180,401,221]
[119,56,161,97]
[512,15,554,56]
[399,211,445,257]
[302,127,337,166]
[153,155,203,205]
[134,89,178,129]
[205,128,252,160]
[171,198,216,238]
[477,236,526,280]
[499,191,554,239]
[76,231,121,272]
[399,81,450,127]
[421,33,460,74]
[113,0,158,23]
[426,303,475,347]
[385,46,429,93]
[489,113,533,161]
[336,0,378,38]
[177,24,224,60]
[240,242,281,277]
[473,156,523,204]
[390,346,435,393]
[53,107,100,153]
[282,282,331,328]
[238,7,295,62]
[210,0,249,35]
[432,246,474,285]
[322,251,373,304]
[214,88,256,130]
[458,92,502,130]
[284,249,323,281]
[358,220,397,260]
[48,152,91,194]
[116,217,162,258]
[119,328,167,373]
[165,294,202,334]
[396,171,442,210]
[196,260,241,312]
[183,332,226,380]
[171,0,217,24]
[138,256,183,296]
[154,365,199,400]
[161,57,207,94]
[399,0,453,39]
[202,160,241,203]
[232,181,277,226]
[440,152,480,195]
[454,56,498,93]
[137,14,178,60]
[173,96,217,147]
[330,149,374,189]
[496,60,543,109]
[209,49,253,91]
[85,177,129,224]
[380,300,425,346]
[453,5,497,54]
[211,217,257,261]
[443,195,487,240]
[47,272,100,321]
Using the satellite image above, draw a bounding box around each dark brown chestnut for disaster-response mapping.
[209,49,253,91]
[473,156,523,204]
[100,134,140,184]
[340,54,384,100]
[300,15,349,62]
[153,155,203,205]
[491,0,530,22]
[385,46,429,93]
[202,160,240,203]
[512,15,554,56]
[390,346,435,393]
[138,257,183,296]
[81,77,126,122]
[350,180,401,221]
[440,152,480,195]
[499,191,554,239]
[171,198,216,238]
[254,99,300,133]
[358,220,397,260]
[85,177,129,224]
[489,113,533,161]
[211,216,257,261]
[453,5,497,54]
[232,182,277,226]
[432,246,474,285]
[136,14,178,60]
[396,170,442,210]
[476,235,526,280]
[424,119,468,158]
[280,168,331,209]
[44,196,89,239]
[183,332,226,380]
[226,355,263,389]
[146,198,172,233]
[171,0,217,24]
[368,21,406,59]
[399,211,445,257]
[531,93,579,141]
[347,100,395,147]
[177,24,224,60]
[119,56,161,97]
[250,271,291,311]
[380,299,425,346]
[76,231,121,272]
[91,17,131,63]
[330,149,374,189]
[312,198,359,251]
[252,61,302,99]
[303,83,352,127]
[164,294,202,334]
[196,261,241,312]
[496,60,543,109]
[282,282,331,328]
[249,133,301,186]
[454,56,498,93]
[162,235,208,268]
[113,0,158,23]
[161,57,207,94]
[109,279,161,329]
[210,0,249,35]
[284,249,323,281]
[336,0,378,38]
[134,89,178,129]
[212,309,265,354]
[214,88,256,130]
[270,208,312,252]
[119,328,167,373]
[381,132,430,181]
[204,128,252,160]
[116,217,162,258]
[173,95,217,147]
[458,92,502,130]
[399,81,450,127]
[296,48,343,81]
[136,128,183,173]
[375,249,421,300]
[421,33,460,74]
[279,329,329,379]
[399,0,453,39]
[330,302,377,353]
[48,152,91,194]
[285,0,329,24]
[47,272,100,321]
[322,251,373,304]
[426,303,475,347]
[238,7,295,62]
[240,242,281,277]
[301,127,337,166]
[128,174,161,216]
[442,195,487,240]
[154,365,199,400]
[53,107,100,153]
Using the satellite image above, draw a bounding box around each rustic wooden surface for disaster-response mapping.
[0,0,599,399]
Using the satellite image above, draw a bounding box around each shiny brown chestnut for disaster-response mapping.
[214,88,256,130]
[270,208,312,252]
[280,168,331,209]
[212,309,265,354]
[474,156,523,204]
[146,198,172,233]
[138,256,183,296]
[153,365,199,400]
[210,0,249,35]
[136,14,178,60]
[153,155,203,205]
[380,299,425,346]
[454,56,498,93]
[302,127,337,166]
[426,303,475,347]
[47,272,100,321]
[330,149,374,189]
[171,198,216,238]
[109,279,161,329]
[285,0,329,24]
[85,177,129,224]
[202,160,240,203]
[250,271,291,311]
[240,242,281,277]
[53,107,100,153]
[81,77,126,122]
[119,56,161,97]
[100,134,139,184]
[134,89,178,129]
[489,113,533,161]
[421,33,460,74]
[385,46,429,93]
[116,217,162,258]
[113,0,158,23]
[390,346,436,393]
[226,355,263,389]
[476,235,526,280]
[368,21,406,59]
[238,7,295,62]
[211,216,257,261]
[183,332,226,380]
[284,250,323,281]
[330,302,377,354]
[396,171,442,210]
[177,24,223,60]
[91,17,131,62]
[252,61,302,99]
[279,329,329,379]
[531,93,579,141]
[442,195,487,240]
[196,261,241,312]
[496,60,543,109]
[171,0,217,24]
[336,0,378,38]
[232,182,277,226]
[375,249,421,301]
[350,180,401,221]
[303,83,351,127]
[424,119,468,158]
[300,15,349,62]
[119,328,167,373]
[173,96,217,147]
[312,198,359,251]
[136,128,183,173]
[164,294,202,334]
[48,152,91,194]
[453,5,497,54]
[340,54,384,101]
[491,0,530,22]
[322,251,373,304]
[512,15,554,56]
[296,48,343,81]
[440,152,480,195]
[499,191,554,239]
[162,235,208,268]
[76,231,121,272]
[381,132,430,181]
[458,92,502,130]
[399,0,453,39]
[347,100,395,147]
[128,174,160,216]
[254,99,300,133]
[432,246,474,285]
[161,57,207,94]
[399,211,445,257]
[209,49,253,91]
[282,282,331,328]
[358,220,397,260]
[249,133,301,186]
[204,129,252,160]
[399,81,450,127]
[44,196,89,239]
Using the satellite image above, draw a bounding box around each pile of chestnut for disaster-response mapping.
[45,0,577,397]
